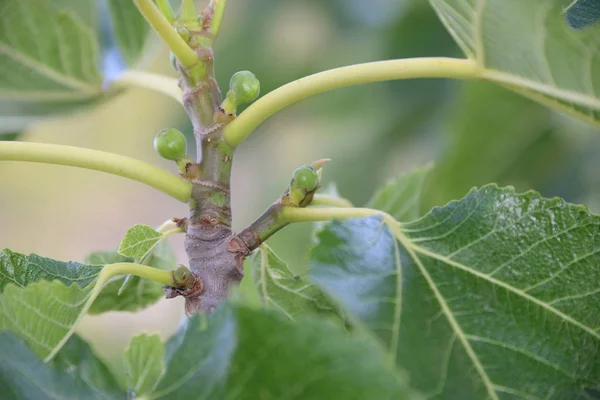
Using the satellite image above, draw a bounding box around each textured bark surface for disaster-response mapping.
[184,223,248,314]
[169,5,271,315]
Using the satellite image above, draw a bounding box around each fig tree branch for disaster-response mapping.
[236,162,331,251]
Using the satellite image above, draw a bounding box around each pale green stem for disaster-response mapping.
[279,206,404,238]
[310,194,354,208]
[223,57,481,147]
[0,142,192,202]
[179,0,197,21]
[44,262,177,361]
[102,262,176,286]
[156,219,177,233]
[162,227,185,237]
[281,206,389,224]
[208,0,227,36]
[114,71,183,105]
[156,0,175,23]
[133,0,198,68]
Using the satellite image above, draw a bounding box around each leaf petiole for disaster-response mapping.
[100,262,176,287]
[132,0,198,68]
[0,142,192,202]
[223,57,482,147]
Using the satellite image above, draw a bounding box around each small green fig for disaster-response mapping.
[154,128,187,161]
[292,165,318,192]
[287,165,319,206]
[229,71,260,104]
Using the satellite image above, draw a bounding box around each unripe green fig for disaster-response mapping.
[292,165,318,192]
[229,71,260,104]
[154,128,187,161]
[287,165,319,206]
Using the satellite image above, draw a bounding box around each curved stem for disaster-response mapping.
[44,261,178,361]
[310,194,354,208]
[101,262,176,286]
[113,71,183,105]
[208,0,227,37]
[223,57,481,147]
[0,142,192,202]
[133,0,199,68]
[280,206,407,241]
[280,206,392,224]
[157,219,177,233]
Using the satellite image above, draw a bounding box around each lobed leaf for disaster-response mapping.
[0,280,97,361]
[0,249,101,291]
[430,0,600,125]
[141,304,415,399]
[249,244,334,320]
[0,332,123,399]
[312,185,600,399]
[124,334,164,398]
[0,250,105,360]
[0,0,102,97]
[52,334,123,398]
[118,224,164,263]
[0,0,153,133]
[85,245,175,315]
[0,249,134,361]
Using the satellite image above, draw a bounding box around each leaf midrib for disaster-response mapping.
[408,239,600,339]
[398,234,500,400]
[391,218,600,398]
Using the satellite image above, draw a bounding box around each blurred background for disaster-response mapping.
[2,0,600,375]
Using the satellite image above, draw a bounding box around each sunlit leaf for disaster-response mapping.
[312,185,600,399]
[118,224,163,262]
[0,250,103,361]
[0,0,153,132]
[249,244,333,320]
[0,249,100,291]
